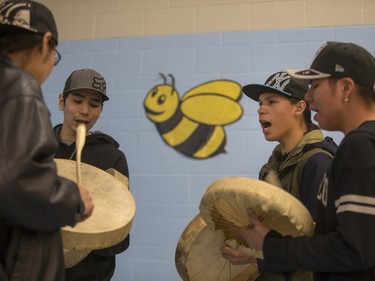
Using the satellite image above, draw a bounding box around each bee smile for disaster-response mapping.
[145,108,164,115]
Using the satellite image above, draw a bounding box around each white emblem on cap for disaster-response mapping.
[266,72,290,91]
[0,3,34,31]
[335,64,345,73]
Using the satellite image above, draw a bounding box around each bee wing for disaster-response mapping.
[181,94,243,125]
[181,80,242,101]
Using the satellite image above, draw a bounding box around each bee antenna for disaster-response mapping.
[159,73,167,84]
[168,74,175,89]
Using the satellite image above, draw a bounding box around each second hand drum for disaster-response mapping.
[56,124,136,268]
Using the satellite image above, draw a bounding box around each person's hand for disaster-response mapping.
[221,245,256,265]
[231,208,270,250]
[77,185,94,222]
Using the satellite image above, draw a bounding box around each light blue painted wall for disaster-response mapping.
[43,25,375,281]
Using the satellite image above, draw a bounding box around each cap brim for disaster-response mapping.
[99,93,109,101]
[64,87,109,101]
[242,84,294,101]
[287,69,331,85]
[0,24,36,36]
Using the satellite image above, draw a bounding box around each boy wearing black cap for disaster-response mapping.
[232,42,375,281]
[0,1,93,281]
[221,71,337,281]
[54,68,130,281]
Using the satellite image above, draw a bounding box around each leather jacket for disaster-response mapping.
[0,54,82,281]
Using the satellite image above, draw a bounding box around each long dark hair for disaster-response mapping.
[0,32,44,54]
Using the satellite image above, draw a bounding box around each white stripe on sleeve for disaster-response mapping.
[335,194,375,215]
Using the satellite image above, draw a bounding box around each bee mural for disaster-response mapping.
[143,74,243,159]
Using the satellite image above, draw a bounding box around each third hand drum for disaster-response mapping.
[55,159,136,268]
[200,177,314,259]
[175,176,314,281]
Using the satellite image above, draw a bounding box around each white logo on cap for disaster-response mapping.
[335,64,345,73]
[266,72,290,91]
[0,2,34,31]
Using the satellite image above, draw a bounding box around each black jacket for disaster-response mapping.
[263,121,375,280]
[54,124,130,281]
[0,55,81,281]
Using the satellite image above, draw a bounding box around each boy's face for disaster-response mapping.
[305,78,344,132]
[257,93,302,143]
[58,89,103,141]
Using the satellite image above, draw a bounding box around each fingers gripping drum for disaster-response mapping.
[199,177,314,259]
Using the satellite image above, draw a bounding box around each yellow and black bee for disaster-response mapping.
[144,74,243,159]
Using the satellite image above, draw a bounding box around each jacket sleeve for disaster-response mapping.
[264,217,375,272]
[263,134,375,271]
[0,90,81,231]
[257,257,297,272]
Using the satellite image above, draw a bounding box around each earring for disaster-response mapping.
[344,97,349,102]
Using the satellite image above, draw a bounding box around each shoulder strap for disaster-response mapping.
[290,147,334,199]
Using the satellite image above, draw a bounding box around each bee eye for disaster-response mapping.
[151,88,158,97]
[157,95,166,105]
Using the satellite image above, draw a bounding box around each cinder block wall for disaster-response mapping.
[38,0,375,40]
[37,1,375,281]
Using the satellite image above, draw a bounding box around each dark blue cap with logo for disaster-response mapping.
[242,71,308,101]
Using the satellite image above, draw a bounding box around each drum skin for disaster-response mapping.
[55,159,136,267]
[199,177,314,259]
[175,214,260,281]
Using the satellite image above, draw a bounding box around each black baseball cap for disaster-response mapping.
[287,41,375,92]
[0,0,58,44]
[242,71,308,101]
[63,69,109,101]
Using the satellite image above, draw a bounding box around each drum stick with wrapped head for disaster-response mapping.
[76,124,86,185]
